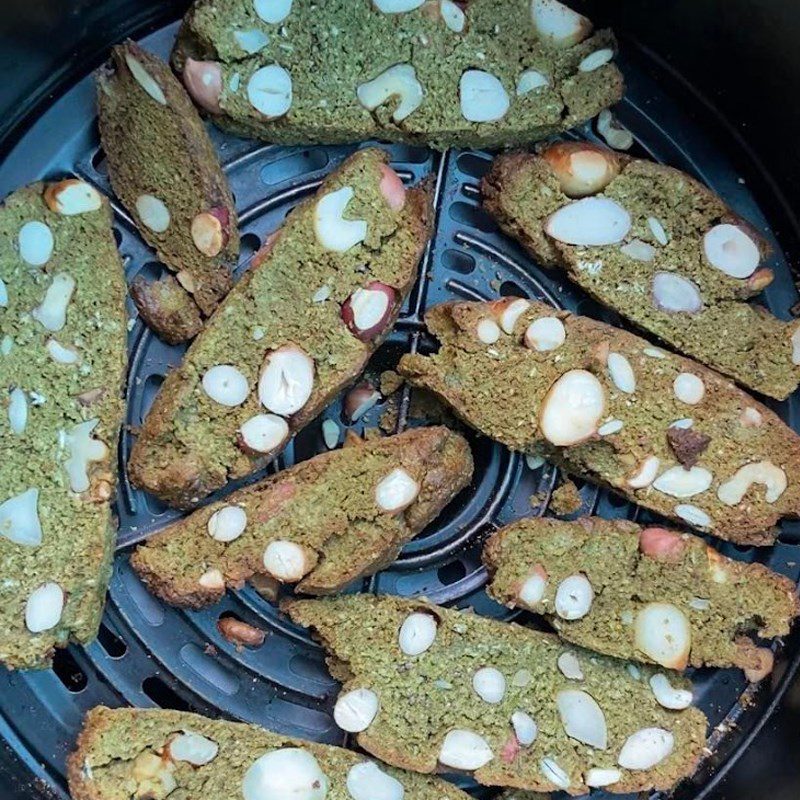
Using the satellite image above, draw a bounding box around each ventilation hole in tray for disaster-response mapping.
[457,153,492,179]
[448,202,498,233]
[140,374,164,424]
[499,280,529,298]
[136,261,166,282]
[440,249,476,275]
[97,623,127,658]
[142,676,194,712]
[260,149,330,185]
[240,231,262,263]
[437,559,468,586]
[385,143,431,164]
[52,649,88,693]
[144,491,172,517]
[607,491,629,508]
[180,643,240,696]
[91,147,108,176]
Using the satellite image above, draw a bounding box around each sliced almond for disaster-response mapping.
[253,0,293,24]
[539,369,605,446]
[531,0,591,47]
[64,419,109,494]
[597,109,633,150]
[341,282,397,340]
[545,197,631,246]
[703,223,760,279]
[373,0,425,11]
[554,574,593,620]
[617,728,674,771]
[524,316,566,351]
[343,384,381,423]
[135,194,170,233]
[649,673,692,710]
[477,318,501,344]
[191,212,224,257]
[242,749,328,800]
[263,540,309,582]
[25,581,64,633]
[743,647,774,683]
[620,238,656,262]
[240,413,289,454]
[247,64,293,118]
[375,467,420,512]
[168,732,219,765]
[511,711,538,746]
[459,70,509,123]
[598,418,623,436]
[739,407,763,428]
[557,651,584,680]
[653,465,712,498]
[499,299,530,333]
[314,187,367,252]
[673,372,705,405]
[648,216,669,245]
[541,142,619,198]
[321,418,339,449]
[202,365,249,407]
[32,273,75,332]
[627,455,660,489]
[207,505,247,543]
[585,768,621,788]
[652,272,703,314]
[473,667,506,704]
[8,387,27,435]
[44,179,102,216]
[334,688,379,732]
[18,220,54,267]
[607,352,636,393]
[556,690,607,749]
[439,0,465,31]
[398,612,437,655]
[675,503,711,529]
[124,53,166,104]
[518,564,548,607]
[346,762,403,800]
[258,345,314,416]
[516,69,549,95]
[539,757,570,790]
[182,58,223,114]
[634,602,691,669]
[717,460,787,506]
[438,730,493,770]
[579,48,614,72]
[234,28,270,54]
[218,615,266,646]
[131,751,176,797]
[46,339,79,364]
[357,64,423,122]
[198,568,225,589]
[0,487,42,546]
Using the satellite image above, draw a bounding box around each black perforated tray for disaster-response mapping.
[1,17,800,800]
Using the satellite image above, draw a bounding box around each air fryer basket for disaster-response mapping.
[1,6,800,800]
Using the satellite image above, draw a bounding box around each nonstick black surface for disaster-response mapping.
[1,2,800,799]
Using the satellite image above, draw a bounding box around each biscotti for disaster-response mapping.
[0,180,127,669]
[397,299,800,545]
[128,148,432,508]
[171,0,624,150]
[68,706,472,800]
[484,517,799,675]
[97,41,239,341]
[285,595,707,795]
[482,143,800,399]
[131,426,472,604]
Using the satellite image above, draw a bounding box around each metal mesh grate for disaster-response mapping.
[0,20,799,800]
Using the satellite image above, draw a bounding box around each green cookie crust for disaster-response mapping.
[285,594,708,795]
[131,425,473,604]
[97,41,239,338]
[482,149,800,399]
[397,299,800,544]
[484,516,799,670]
[68,706,472,800]
[0,181,127,669]
[172,0,624,149]
[128,147,432,508]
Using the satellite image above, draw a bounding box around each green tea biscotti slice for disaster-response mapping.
[397,299,800,545]
[131,426,472,605]
[97,41,239,341]
[482,143,800,399]
[0,179,127,669]
[128,147,432,508]
[285,595,707,795]
[68,706,473,800]
[171,0,624,150]
[484,516,799,677]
